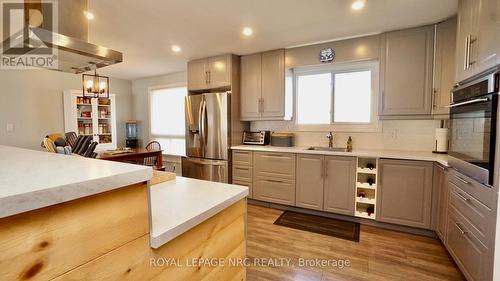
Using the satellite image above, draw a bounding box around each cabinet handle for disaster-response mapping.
[464,35,470,70]
[468,36,477,67]
[454,190,469,202]
[432,88,438,109]
[437,165,447,171]
[208,71,211,84]
[320,160,324,179]
[454,175,470,185]
[324,160,328,179]
[235,167,249,171]
[205,71,209,84]
[455,222,468,235]
[265,179,286,184]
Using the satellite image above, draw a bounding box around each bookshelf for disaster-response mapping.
[63,90,117,151]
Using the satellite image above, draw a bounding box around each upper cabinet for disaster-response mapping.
[379,25,435,117]
[456,0,500,83]
[188,54,231,91]
[240,49,291,121]
[433,18,457,116]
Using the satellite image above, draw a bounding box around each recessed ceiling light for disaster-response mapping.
[84,11,94,20]
[351,0,365,10]
[171,45,181,53]
[242,27,253,36]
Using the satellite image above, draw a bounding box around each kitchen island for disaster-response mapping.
[0,145,248,281]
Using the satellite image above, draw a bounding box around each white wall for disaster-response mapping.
[131,71,187,146]
[0,69,133,150]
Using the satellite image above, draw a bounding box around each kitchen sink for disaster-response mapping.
[306,146,349,152]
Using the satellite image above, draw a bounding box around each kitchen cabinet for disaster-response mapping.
[232,150,253,198]
[296,154,324,210]
[379,25,434,117]
[240,49,289,121]
[261,50,285,118]
[433,18,457,116]
[253,152,296,206]
[187,54,231,91]
[295,155,356,214]
[323,156,356,216]
[240,54,262,119]
[456,0,500,83]
[377,159,433,229]
[446,208,490,281]
[434,164,449,242]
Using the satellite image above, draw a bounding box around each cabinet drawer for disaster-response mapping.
[232,150,253,166]
[232,165,253,182]
[232,180,253,199]
[254,152,295,180]
[254,177,295,206]
[446,208,490,281]
[449,182,493,242]
[449,169,496,209]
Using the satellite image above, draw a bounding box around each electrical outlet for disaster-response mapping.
[6,123,14,133]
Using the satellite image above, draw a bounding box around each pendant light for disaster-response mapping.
[82,69,110,99]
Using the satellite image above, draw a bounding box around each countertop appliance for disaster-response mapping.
[271,132,294,147]
[182,92,231,183]
[448,68,499,186]
[243,131,271,145]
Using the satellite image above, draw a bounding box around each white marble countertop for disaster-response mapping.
[231,145,449,166]
[0,145,152,218]
[149,176,248,248]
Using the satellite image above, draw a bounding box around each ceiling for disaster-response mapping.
[88,0,458,80]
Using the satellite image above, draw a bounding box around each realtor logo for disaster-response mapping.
[0,0,58,69]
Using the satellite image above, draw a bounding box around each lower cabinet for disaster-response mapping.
[435,164,449,241]
[253,152,296,206]
[296,154,324,210]
[446,208,490,281]
[323,156,356,216]
[295,155,356,215]
[377,159,433,229]
[254,177,295,206]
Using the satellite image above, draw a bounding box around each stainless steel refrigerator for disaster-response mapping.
[182,92,231,183]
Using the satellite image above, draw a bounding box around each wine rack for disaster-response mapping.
[355,157,378,220]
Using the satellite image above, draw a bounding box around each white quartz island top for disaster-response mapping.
[149,176,248,248]
[0,145,152,218]
[231,145,449,166]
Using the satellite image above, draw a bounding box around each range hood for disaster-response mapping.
[2,0,122,73]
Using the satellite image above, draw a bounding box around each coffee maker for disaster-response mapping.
[125,120,138,148]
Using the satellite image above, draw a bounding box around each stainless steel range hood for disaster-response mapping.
[2,0,123,73]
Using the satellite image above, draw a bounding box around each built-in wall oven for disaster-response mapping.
[448,69,499,186]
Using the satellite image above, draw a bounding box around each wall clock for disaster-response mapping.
[319,47,335,63]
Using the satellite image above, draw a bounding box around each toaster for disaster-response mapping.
[243,131,271,145]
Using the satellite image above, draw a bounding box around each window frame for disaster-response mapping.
[148,83,187,156]
[293,60,380,132]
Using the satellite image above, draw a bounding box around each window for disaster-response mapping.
[295,62,378,131]
[149,86,187,155]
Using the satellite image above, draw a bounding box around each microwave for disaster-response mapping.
[243,131,271,145]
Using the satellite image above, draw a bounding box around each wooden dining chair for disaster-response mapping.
[144,141,162,167]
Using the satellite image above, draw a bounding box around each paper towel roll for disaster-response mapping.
[434,128,449,153]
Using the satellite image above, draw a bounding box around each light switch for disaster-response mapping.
[6,123,14,133]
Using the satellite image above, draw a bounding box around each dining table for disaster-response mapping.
[98,148,165,171]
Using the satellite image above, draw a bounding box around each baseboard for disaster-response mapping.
[248,199,437,238]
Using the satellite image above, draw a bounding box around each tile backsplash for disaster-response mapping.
[250,120,441,152]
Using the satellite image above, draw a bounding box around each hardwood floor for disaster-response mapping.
[246,204,464,281]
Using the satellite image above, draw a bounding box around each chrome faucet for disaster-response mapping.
[326,132,334,148]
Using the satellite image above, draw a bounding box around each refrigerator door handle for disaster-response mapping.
[185,158,226,166]
[198,98,206,156]
[201,99,208,152]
